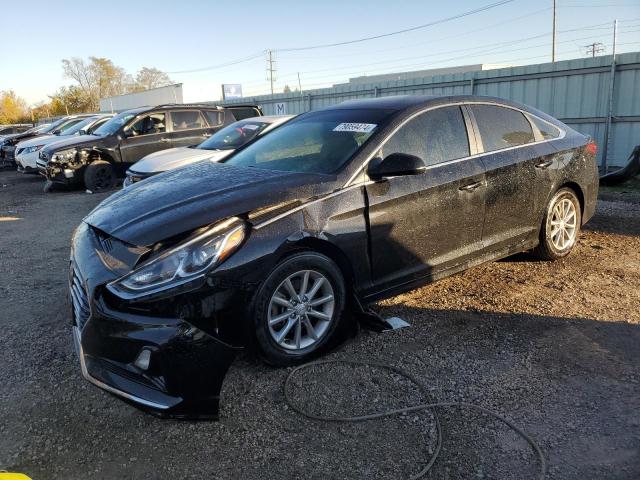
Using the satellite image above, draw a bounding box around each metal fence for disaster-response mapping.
[220,51,640,168]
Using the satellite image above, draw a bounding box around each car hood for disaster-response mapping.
[16,134,58,148]
[44,134,102,153]
[84,161,336,246]
[130,147,233,174]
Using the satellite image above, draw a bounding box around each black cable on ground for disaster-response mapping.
[284,359,546,480]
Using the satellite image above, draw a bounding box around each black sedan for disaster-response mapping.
[70,95,598,417]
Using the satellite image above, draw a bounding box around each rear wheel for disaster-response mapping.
[534,188,581,260]
[252,252,346,366]
[84,160,116,192]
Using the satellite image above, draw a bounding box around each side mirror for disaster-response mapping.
[52,129,61,135]
[367,153,427,180]
[78,129,87,136]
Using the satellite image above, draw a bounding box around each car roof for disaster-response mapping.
[329,94,532,113]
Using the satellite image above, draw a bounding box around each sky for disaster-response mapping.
[1,0,639,105]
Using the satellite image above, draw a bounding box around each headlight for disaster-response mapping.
[107,218,246,299]
[22,145,44,154]
[52,148,77,162]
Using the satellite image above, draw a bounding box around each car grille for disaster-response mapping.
[69,262,91,330]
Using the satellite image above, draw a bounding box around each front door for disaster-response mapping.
[119,112,170,164]
[365,105,486,294]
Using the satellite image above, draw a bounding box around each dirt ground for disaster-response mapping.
[1,170,639,480]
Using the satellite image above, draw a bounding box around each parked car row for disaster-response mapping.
[66,94,599,418]
[1,103,265,191]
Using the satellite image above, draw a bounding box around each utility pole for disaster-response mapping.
[266,49,276,95]
[584,42,605,57]
[552,0,557,62]
[602,20,618,174]
[297,72,302,96]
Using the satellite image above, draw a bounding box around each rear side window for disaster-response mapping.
[171,111,207,131]
[529,115,561,140]
[382,106,470,167]
[470,104,535,152]
[228,107,261,121]
[204,110,222,126]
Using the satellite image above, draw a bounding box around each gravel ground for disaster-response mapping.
[1,170,639,480]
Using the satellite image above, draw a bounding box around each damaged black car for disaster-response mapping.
[70,95,598,418]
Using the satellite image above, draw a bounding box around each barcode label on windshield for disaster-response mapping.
[333,123,377,133]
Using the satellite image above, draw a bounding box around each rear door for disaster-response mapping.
[168,110,210,148]
[365,105,486,293]
[467,103,542,251]
[119,112,170,164]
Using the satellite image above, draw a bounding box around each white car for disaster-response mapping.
[123,115,294,187]
[15,115,112,173]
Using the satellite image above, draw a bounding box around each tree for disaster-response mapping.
[61,56,131,111]
[48,86,94,115]
[283,85,292,93]
[0,90,28,124]
[134,67,173,92]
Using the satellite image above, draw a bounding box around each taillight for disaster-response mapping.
[585,141,597,155]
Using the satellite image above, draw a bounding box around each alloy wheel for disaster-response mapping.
[267,270,335,351]
[550,197,577,250]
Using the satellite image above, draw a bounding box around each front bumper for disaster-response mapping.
[16,152,39,173]
[71,223,241,419]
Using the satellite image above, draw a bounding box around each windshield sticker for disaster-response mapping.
[242,124,260,130]
[333,123,377,133]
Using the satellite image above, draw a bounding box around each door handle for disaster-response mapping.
[459,181,482,192]
[535,160,553,169]
[159,138,171,143]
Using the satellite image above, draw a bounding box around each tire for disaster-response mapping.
[84,160,116,192]
[251,252,346,366]
[534,187,582,260]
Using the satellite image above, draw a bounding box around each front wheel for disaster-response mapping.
[534,188,582,260]
[84,160,116,192]
[251,252,346,366]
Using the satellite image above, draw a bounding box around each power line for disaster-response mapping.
[276,0,517,52]
[253,22,639,85]
[165,51,265,74]
[278,6,553,60]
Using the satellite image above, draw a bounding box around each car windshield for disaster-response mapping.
[56,118,85,134]
[198,120,271,151]
[61,117,98,136]
[93,111,138,136]
[222,109,391,174]
[29,124,50,133]
[41,118,68,134]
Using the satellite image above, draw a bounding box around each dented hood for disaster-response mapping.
[84,161,336,246]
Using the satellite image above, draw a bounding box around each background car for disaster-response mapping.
[38,104,263,191]
[123,115,294,187]
[0,124,32,139]
[15,115,113,173]
[69,95,598,417]
[1,114,94,165]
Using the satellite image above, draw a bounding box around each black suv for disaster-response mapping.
[37,104,262,191]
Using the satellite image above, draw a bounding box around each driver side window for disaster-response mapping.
[128,113,166,136]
